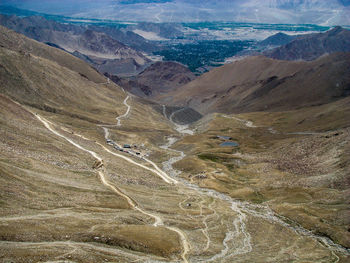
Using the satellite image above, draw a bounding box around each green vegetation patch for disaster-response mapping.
[154,40,254,73]
[198,153,243,171]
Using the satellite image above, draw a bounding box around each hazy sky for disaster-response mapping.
[1,0,349,25]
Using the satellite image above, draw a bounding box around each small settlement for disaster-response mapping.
[106,139,145,158]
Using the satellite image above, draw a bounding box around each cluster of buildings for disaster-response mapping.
[106,139,144,158]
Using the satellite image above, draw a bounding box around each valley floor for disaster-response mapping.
[1,23,349,262]
[1,90,349,263]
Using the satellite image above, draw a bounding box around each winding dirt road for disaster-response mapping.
[116,95,131,126]
[9,94,349,262]
[11,97,189,263]
[35,113,166,227]
[99,94,188,261]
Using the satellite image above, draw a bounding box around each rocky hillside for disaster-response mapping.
[259,32,298,47]
[167,53,350,115]
[136,61,195,96]
[0,14,151,76]
[264,26,350,61]
[111,61,196,98]
[88,25,157,52]
[0,25,188,261]
[1,24,350,263]
[104,73,153,97]
[0,25,125,121]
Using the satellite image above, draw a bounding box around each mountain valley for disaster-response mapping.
[0,4,350,263]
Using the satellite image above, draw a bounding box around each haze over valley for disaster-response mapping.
[0,1,349,262]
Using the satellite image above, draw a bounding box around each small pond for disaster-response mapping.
[220,141,239,147]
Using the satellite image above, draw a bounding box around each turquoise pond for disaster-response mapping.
[220,141,239,147]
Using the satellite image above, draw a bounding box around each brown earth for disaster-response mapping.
[165,53,350,115]
[1,24,349,262]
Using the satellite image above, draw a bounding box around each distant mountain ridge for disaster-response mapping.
[164,27,350,114]
[2,0,348,25]
[259,32,298,47]
[0,13,152,76]
[134,61,196,96]
[264,26,350,61]
[252,0,345,9]
[87,25,157,52]
[107,61,196,98]
[166,53,350,114]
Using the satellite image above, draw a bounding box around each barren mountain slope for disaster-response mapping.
[259,32,298,47]
[88,25,157,52]
[1,26,348,262]
[264,26,350,60]
[60,29,148,63]
[117,61,196,97]
[0,26,186,261]
[0,15,151,76]
[137,62,195,92]
[0,25,105,84]
[167,53,350,114]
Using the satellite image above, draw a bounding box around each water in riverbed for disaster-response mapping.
[220,141,239,147]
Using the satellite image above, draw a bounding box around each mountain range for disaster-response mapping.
[111,26,350,101]
[264,26,350,60]
[0,24,193,261]
[1,5,350,262]
[0,14,152,76]
[164,53,350,115]
[1,0,349,25]
[125,61,196,97]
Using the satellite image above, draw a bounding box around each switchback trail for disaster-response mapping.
[161,136,348,261]
[114,98,349,261]
[35,113,164,227]
[100,97,177,184]
[117,95,131,126]
[99,93,188,262]
[11,98,189,263]
[10,94,349,262]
